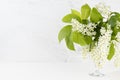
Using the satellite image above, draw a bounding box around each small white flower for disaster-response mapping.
[95,3,111,21]
[100,27,106,35]
[81,45,90,59]
[71,19,96,36]
[117,21,120,26]
[90,26,112,68]
[112,40,120,67]
[116,32,120,42]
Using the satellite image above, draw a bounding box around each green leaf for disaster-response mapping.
[62,14,74,23]
[90,8,103,23]
[108,16,117,27]
[81,4,91,20]
[71,31,87,46]
[71,9,81,18]
[108,13,120,28]
[111,12,120,21]
[81,19,89,24]
[113,27,118,36]
[65,35,75,50]
[107,43,115,60]
[62,14,81,23]
[84,36,92,44]
[108,14,120,40]
[58,25,72,42]
[58,25,75,50]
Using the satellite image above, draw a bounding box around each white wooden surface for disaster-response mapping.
[0,63,119,80]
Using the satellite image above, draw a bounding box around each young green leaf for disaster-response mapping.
[84,36,92,44]
[107,43,115,60]
[108,14,120,40]
[81,4,91,20]
[108,13,120,28]
[71,9,81,18]
[58,25,72,42]
[111,12,120,21]
[62,14,81,23]
[62,14,74,23]
[113,27,118,36]
[65,35,75,50]
[90,8,103,23]
[58,25,75,50]
[81,19,89,24]
[71,31,87,46]
[108,16,117,28]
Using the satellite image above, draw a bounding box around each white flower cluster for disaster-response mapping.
[116,31,120,42]
[90,26,112,68]
[112,33,120,67]
[70,3,120,68]
[81,45,90,59]
[116,21,120,41]
[95,3,111,21]
[71,19,96,36]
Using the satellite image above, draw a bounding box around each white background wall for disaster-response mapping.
[0,0,120,63]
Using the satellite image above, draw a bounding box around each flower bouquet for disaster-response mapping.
[58,3,120,76]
